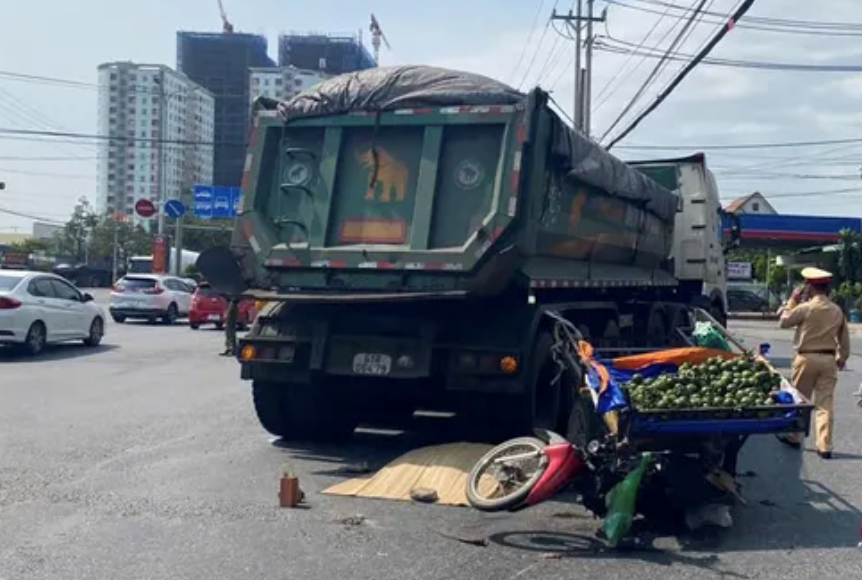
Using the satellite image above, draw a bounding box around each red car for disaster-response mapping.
[189,283,258,330]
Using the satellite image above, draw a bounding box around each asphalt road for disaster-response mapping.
[2,319,862,580]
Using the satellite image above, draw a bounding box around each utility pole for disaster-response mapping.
[112,215,120,283]
[174,213,184,276]
[584,0,596,137]
[552,2,605,134]
[156,71,167,236]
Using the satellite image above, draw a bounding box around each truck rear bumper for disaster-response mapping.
[237,337,525,395]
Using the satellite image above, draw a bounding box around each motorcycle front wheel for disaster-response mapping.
[466,436,549,512]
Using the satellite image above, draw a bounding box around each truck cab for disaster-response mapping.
[629,154,728,325]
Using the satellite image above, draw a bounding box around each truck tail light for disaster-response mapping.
[0,297,22,309]
[240,344,257,361]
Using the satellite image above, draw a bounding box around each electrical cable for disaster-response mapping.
[517,2,560,90]
[0,127,224,147]
[596,36,862,72]
[600,0,711,143]
[509,0,550,86]
[0,206,66,225]
[605,0,765,150]
[592,0,680,112]
[608,0,862,37]
[616,135,862,150]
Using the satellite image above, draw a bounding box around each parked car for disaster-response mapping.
[727,288,771,313]
[109,274,194,324]
[0,270,106,355]
[188,283,257,330]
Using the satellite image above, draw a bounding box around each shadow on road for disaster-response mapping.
[0,343,119,363]
[489,529,748,578]
[272,418,475,478]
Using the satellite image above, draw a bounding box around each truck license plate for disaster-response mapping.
[352,353,392,376]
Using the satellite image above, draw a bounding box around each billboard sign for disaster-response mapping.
[152,235,169,274]
[727,262,752,280]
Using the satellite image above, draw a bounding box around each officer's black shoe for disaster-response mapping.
[817,450,833,459]
[776,435,801,450]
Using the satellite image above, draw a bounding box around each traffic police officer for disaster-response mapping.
[777,267,850,459]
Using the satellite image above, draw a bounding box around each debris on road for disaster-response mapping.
[335,515,366,528]
[410,487,439,503]
[278,468,303,508]
[432,529,488,547]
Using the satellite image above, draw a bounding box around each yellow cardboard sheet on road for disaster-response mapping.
[322,442,493,506]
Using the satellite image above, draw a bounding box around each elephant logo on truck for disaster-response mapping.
[357,146,409,203]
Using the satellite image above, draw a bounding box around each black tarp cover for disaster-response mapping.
[254,65,678,222]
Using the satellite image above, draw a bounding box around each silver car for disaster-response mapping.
[109,274,194,324]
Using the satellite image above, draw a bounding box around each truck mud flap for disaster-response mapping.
[196,246,249,295]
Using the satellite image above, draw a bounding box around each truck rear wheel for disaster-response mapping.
[252,380,358,442]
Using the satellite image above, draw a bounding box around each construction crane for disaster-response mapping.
[218,0,234,34]
[369,14,390,66]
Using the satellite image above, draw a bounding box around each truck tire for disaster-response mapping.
[530,332,564,433]
[252,380,358,443]
[565,391,606,449]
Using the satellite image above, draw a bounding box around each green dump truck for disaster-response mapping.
[196,66,730,442]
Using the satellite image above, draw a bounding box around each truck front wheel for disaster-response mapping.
[252,380,358,443]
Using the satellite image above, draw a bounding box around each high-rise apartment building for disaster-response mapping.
[96,62,215,220]
[176,32,275,188]
[278,33,375,76]
[248,66,330,103]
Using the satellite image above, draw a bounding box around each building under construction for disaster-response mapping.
[277,32,375,76]
[176,31,275,189]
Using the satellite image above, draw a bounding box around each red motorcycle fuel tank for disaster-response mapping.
[524,441,585,506]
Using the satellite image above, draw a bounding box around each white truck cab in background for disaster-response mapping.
[629,154,728,325]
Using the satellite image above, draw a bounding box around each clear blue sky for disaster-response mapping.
[2,0,861,231]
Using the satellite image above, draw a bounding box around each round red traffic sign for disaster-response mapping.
[134,198,156,218]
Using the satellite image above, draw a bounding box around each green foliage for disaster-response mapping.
[179,217,233,252]
[9,237,51,254]
[54,198,99,261]
[837,229,862,285]
[52,197,151,265]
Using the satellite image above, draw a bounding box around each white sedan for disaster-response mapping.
[0,270,106,355]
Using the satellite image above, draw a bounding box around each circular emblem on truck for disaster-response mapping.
[284,160,313,187]
[455,159,484,190]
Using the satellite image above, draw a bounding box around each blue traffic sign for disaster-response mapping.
[163,199,186,218]
[194,185,214,219]
[193,184,242,219]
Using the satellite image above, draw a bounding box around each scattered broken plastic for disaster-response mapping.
[685,504,734,531]
[854,384,862,408]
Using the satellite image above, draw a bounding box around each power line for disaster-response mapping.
[596,36,862,72]
[719,186,861,199]
[600,0,712,144]
[592,0,680,112]
[0,205,65,225]
[0,69,248,99]
[606,0,760,149]
[607,0,862,36]
[0,167,95,180]
[510,0,550,85]
[0,127,224,147]
[517,2,560,90]
[0,155,103,161]
[617,136,862,150]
